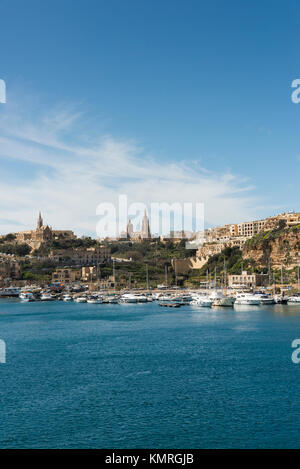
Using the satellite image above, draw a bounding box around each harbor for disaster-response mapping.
[1,284,300,307]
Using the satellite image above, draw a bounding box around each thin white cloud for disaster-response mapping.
[0,101,261,236]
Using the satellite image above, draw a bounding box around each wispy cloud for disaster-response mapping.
[0,99,260,236]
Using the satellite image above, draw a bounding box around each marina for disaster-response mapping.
[1,285,299,308]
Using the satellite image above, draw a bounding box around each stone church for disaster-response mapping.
[15,212,75,251]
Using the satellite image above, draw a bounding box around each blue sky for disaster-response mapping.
[0,0,300,236]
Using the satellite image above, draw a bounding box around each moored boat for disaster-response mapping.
[235,293,260,305]
[19,291,35,302]
[209,290,235,307]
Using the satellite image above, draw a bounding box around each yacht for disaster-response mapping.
[19,291,35,302]
[135,294,149,303]
[274,295,288,304]
[119,293,149,303]
[74,296,87,303]
[190,295,212,307]
[209,290,235,307]
[87,296,103,304]
[173,294,193,304]
[235,293,260,305]
[107,296,119,304]
[287,294,300,304]
[62,294,73,301]
[156,294,172,302]
[120,293,137,303]
[253,293,275,305]
[40,292,55,301]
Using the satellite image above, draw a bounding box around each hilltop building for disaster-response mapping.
[14,212,76,251]
[191,211,300,270]
[120,210,152,240]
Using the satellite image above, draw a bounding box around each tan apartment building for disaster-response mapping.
[50,246,111,265]
[236,219,266,238]
[0,256,21,282]
[228,272,268,288]
[264,212,300,230]
[81,266,97,281]
[52,268,81,284]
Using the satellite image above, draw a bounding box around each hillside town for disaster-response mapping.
[0,210,300,294]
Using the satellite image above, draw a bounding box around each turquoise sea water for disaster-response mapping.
[0,299,300,449]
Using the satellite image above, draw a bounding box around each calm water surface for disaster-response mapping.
[0,299,300,448]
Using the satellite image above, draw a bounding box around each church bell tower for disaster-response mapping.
[37,211,43,230]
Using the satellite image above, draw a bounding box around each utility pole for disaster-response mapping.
[146,263,150,291]
[113,259,116,292]
[96,261,101,290]
[129,272,132,289]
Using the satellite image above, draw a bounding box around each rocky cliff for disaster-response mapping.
[243,225,300,268]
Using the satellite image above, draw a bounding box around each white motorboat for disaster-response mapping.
[235,293,260,305]
[274,295,288,304]
[40,292,55,301]
[74,296,87,303]
[87,296,103,304]
[120,293,138,303]
[135,294,148,303]
[19,292,35,302]
[107,296,119,304]
[190,295,212,307]
[173,294,193,303]
[253,293,275,305]
[209,290,235,307]
[288,294,300,304]
[62,294,73,301]
[156,294,172,302]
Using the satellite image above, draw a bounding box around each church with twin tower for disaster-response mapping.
[125,210,151,240]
